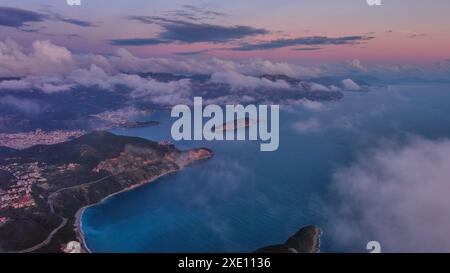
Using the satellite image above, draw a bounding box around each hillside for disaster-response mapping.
[0,131,213,252]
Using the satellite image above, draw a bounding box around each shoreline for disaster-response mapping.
[73,168,183,253]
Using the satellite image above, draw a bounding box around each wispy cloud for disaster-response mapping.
[293,47,323,51]
[110,38,169,46]
[166,5,226,21]
[232,35,374,51]
[324,137,450,252]
[67,34,81,39]
[0,6,46,27]
[0,6,97,29]
[50,14,97,27]
[409,33,428,39]
[125,16,268,44]
[172,49,210,56]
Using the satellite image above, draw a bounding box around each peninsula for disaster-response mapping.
[255,225,321,253]
[0,131,213,253]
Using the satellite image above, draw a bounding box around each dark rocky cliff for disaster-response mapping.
[255,225,321,253]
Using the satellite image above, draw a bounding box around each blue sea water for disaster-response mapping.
[82,84,450,252]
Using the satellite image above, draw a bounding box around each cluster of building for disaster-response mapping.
[93,150,152,176]
[92,107,150,127]
[0,162,47,210]
[158,141,172,146]
[0,216,8,225]
[0,129,85,150]
[61,241,81,253]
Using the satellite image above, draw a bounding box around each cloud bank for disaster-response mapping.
[325,137,450,252]
[0,39,343,107]
[0,38,322,79]
[2,38,447,108]
[0,38,74,77]
[210,71,290,90]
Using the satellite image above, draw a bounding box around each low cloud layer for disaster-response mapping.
[1,38,448,109]
[210,71,290,90]
[0,38,322,79]
[0,39,339,106]
[325,137,450,252]
[2,38,447,84]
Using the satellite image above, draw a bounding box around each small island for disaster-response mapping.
[212,117,258,132]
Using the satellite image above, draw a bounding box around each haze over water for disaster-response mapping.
[82,83,450,252]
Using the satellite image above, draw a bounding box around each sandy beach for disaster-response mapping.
[73,169,181,253]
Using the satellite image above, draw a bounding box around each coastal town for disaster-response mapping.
[91,107,153,130]
[0,162,46,210]
[91,107,150,126]
[0,130,214,253]
[0,162,81,212]
[0,129,85,150]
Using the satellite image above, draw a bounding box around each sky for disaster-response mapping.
[0,0,449,66]
[2,1,450,253]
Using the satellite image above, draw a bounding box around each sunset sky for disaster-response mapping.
[1,0,449,66]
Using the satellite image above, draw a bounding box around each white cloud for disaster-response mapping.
[299,81,339,92]
[292,118,322,133]
[325,137,450,252]
[310,82,332,92]
[68,64,193,105]
[0,75,73,93]
[0,38,74,77]
[0,63,192,102]
[68,64,112,89]
[129,77,192,105]
[226,58,321,78]
[342,78,361,91]
[348,59,367,72]
[0,39,381,106]
[2,38,449,89]
[286,99,324,111]
[328,85,341,92]
[39,82,73,93]
[32,40,73,64]
[210,71,290,90]
[0,38,324,79]
[298,99,324,111]
[0,79,31,90]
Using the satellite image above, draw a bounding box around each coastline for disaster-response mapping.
[310,227,322,253]
[74,169,180,253]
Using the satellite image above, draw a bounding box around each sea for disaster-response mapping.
[81,83,450,252]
